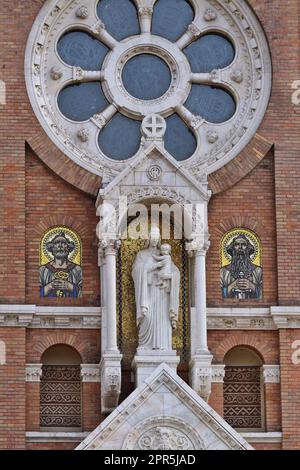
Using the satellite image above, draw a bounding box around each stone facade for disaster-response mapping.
[0,0,300,452]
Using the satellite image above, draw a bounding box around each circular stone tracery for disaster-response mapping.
[25,0,272,180]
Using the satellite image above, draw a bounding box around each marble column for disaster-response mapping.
[186,237,213,402]
[98,239,122,414]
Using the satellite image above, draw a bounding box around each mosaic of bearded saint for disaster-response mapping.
[40,231,82,298]
[221,234,262,300]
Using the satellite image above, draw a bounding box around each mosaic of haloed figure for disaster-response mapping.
[39,227,82,298]
[220,229,263,300]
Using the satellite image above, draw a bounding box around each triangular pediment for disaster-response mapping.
[98,144,210,204]
[76,364,252,451]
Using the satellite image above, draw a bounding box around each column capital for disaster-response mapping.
[262,365,280,384]
[26,363,43,382]
[80,364,101,383]
[98,238,121,257]
[211,364,226,383]
[186,236,210,257]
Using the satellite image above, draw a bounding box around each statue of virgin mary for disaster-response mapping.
[132,226,180,352]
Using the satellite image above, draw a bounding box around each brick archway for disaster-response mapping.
[33,332,87,362]
[215,333,271,363]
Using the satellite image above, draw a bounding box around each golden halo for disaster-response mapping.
[40,226,82,266]
[221,228,261,268]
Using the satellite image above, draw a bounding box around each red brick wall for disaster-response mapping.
[26,383,40,432]
[25,149,100,307]
[26,329,101,364]
[248,0,300,306]
[207,151,277,308]
[279,329,300,450]
[0,328,26,449]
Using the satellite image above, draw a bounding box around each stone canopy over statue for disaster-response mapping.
[132,227,180,353]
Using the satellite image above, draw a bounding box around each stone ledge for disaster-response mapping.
[241,432,282,444]
[0,305,101,329]
[26,432,89,443]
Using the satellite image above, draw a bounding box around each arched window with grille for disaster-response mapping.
[40,345,82,430]
[223,347,265,431]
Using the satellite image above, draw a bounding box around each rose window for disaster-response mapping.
[26,0,271,179]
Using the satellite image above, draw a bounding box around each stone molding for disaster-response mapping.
[2,305,300,331]
[262,365,280,384]
[26,363,43,382]
[26,432,88,443]
[0,305,101,329]
[80,364,101,383]
[241,432,282,444]
[270,307,300,329]
[207,307,276,330]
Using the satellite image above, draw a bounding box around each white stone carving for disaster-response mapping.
[141,114,166,140]
[50,66,63,81]
[80,364,101,383]
[76,364,253,451]
[123,417,205,450]
[100,355,122,414]
[207,130,219,144]
[147,164,162,181]
[26,364,43,382]
[76,6,89,19]
[25,0,272,182]
[231,69,244,83]
[211,365,226,383]
[262,365,280,384]
[204,8,217,22]
[77,128,89,142]
[132,226,180,353]
[190,355,213,402]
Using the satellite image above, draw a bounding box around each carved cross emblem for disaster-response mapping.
[142,114,166,139]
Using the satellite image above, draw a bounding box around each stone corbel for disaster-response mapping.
[190,354,213,402]
[100,354,122,414]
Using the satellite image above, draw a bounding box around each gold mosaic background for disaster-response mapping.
[118,233,189,368]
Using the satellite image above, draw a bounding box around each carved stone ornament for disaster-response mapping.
[123,417,206,450]
[204,8,217,22]
[25,0,272,182]
[76,6,89,19]
[50,66,63,81]
[207,130,219,144]
[100,355,122,414]
[231,69,244,83]
[77,128,89,142]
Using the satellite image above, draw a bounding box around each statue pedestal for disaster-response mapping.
[132,350,180,387]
